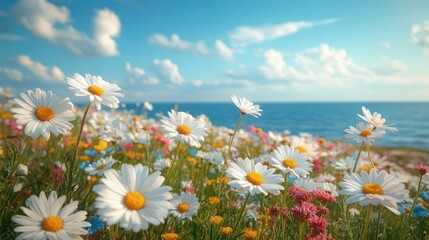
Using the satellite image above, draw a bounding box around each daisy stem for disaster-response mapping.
[406,174,423,223]
[165,140,182,184]
[234,192,251,230]
[217,113,244,198]
[375,206,382,239]
[281,173,289,207]
[7,136,32,180]
[361,205,372,240]
[366,145,378,172]
[298,222,305,240]
[352,142,365,172]
[68,102,91,198]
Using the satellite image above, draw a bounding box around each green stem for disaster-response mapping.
[68,102,91,198]
[366,145,378,172]
[352,142,365,172]
[406,174,423,223]
[217,114,244,198]
[7,136,32,180]
[375,206,382,239]
[234,193,251,230]
[165,140,182,184]
[298,222,305,240]
[361,205,373,240]
[281,173,289,207]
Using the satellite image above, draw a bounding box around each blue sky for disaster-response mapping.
[0,0,428,103]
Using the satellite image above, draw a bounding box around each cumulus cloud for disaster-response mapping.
[411,21,429,56]
[256,44,420,85]
[0,67,23,81]
[143,77,160,85]
[12,0,120,57]
[149,34,209,55]
[16,55,64,82]
[125,62,145,77]
[149,33,235,61]
[153,59,184,85]
[215,40,234,61]
[229,19,337,46]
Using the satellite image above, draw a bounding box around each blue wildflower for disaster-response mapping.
[398,200,429,218]
[84,149,97,157]
[87,216,104,234]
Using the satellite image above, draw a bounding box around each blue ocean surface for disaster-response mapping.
[113,102,429,150]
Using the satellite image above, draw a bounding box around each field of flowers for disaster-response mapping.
[0,74,428,240]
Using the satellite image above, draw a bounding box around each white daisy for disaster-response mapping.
[67,73,124,110]
[293,178,319,191]
[11,88,76,140]
[358,106,398,132]
[270,145,313,178]
[93,164,173,232]
[231,95,262,118]
[84,156,117,176]
[334,156,360,171]
[344,122,385,145]
[339,169,409,215]
[170,192,200,220]
[11,191,90,240]
[153,158,172,171]
[159,110,207,148]
[225,157,284,196]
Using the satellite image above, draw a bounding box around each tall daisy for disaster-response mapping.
[344,122,385,146]
[170,191,200,220]
[67,73,124,110]
[270,145,313,178]
[359,106,397,132]
[339,168,409,215]
[231,95,262,118]
[11,191,90,239]
[225,158,284,196]
[10,88,76,140]
[159,110,207,148]
[93,164,173,232]
[84,156,117,176]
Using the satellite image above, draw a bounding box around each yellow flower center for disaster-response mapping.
[88,85,104,96]
[96,164,106,171]
[123,191,145,210]
[177,203,189,213]
[161,233,179,240]
[283,158,297,169]
[361,164,373,173]
[42,216,63,232]
[373,161,380,166]
[295,146,308,153]
[360,129,373,137]
[362,183,384,195]
[35,106,54,121]
[177,124,191,135]
[246,171,264,185]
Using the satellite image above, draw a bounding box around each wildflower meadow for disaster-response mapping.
[0,74,428,240]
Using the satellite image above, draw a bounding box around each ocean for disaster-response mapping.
[114,102,429,150]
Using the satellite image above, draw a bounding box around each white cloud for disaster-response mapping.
[149,34,209,55]
[153,59,184,85]
[13,0,120,57]
[149,34,235,61]
[257,44,422,85]
[125,62,145,77]
[16,55,64,82]
[193,79,204,87]
[143,77,160,85]
[411,21,429,56]
[0,33,22,41]
[229,19,337,46]
[215,40,234,61]
[0,67,23,81]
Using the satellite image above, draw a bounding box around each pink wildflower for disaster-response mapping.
[289,186,313,204]
[312,189,336,203]
[291,202,317,222]
[417,164,429,175]
[308,216,328,234]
